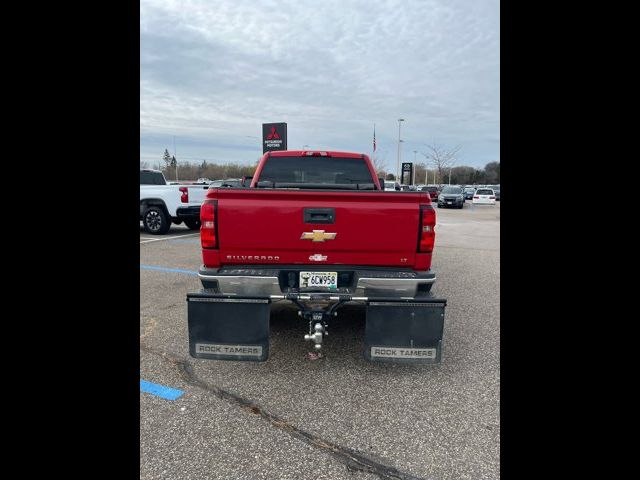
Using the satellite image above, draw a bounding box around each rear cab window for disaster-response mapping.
[257,156,376,190]
[140,171,166,185]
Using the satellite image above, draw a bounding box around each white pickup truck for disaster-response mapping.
[140,169,208,234]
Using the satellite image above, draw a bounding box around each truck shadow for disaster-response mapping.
[267,304,373,364]
[269,304,365,339]
[265,304,443,370]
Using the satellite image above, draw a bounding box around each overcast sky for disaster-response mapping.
[140,0,499,171]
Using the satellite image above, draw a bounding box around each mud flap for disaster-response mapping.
[364,297,446,364]
[187,293,271,361]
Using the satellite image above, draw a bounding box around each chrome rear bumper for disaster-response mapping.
[198,267,436,298]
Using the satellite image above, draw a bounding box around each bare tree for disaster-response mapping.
[413,162,427,184]
[371,153,387,175]
[483,161,500,184]
[420,143,461,184]
[140,160,149,169]
[163,149,172,170]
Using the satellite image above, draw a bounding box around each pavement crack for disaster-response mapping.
[140,344,427,480]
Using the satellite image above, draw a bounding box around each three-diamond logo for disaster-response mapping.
[266,126,280,140]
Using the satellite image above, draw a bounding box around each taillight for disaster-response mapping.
[179,187,188,203]
[489,196,495,199]
[418,205,436,253]
[473,196,479,199]
[200,200,217,249]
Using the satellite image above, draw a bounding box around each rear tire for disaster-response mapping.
[184,219,201,230]
[143,206,171,235]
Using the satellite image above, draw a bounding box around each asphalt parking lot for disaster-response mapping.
[140,201,500,480]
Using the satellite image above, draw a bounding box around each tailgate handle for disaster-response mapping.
[304,208,335,224]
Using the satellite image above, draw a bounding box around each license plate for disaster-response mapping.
[447,201,452,204]
[300,271,337,289]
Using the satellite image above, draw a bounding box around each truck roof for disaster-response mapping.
[267,150,366,159]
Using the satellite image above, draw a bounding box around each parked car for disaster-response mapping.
[437,186,465,209]
[472,188,496,205]
[463,187,476,200]
[189,149,446,364]
[140,169,208,234]
[422,185,439,202]
[209,178,243,188]
[384,181,396,191]
[488,185,500,200]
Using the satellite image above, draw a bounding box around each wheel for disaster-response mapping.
[184,219,201,230]
[142,206,171,235]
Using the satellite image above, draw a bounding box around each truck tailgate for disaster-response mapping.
[215,189,429,267]
[185,185,209,206]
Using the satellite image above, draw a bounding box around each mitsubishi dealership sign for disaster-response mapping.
[262,123,287,153]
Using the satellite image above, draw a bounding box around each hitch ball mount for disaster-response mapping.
[274,294,357,353]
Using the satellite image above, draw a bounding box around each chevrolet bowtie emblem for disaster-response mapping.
[300,230,337,242]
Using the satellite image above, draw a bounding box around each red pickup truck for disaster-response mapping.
[187,150,446,364]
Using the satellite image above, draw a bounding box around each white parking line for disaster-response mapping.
[140,233,200,244]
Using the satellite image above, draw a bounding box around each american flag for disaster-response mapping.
[373,124,376,152]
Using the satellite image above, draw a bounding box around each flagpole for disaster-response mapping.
[371,123,375,164]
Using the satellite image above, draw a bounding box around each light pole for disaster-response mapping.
[413,150,417,185]
[396,118,404,183]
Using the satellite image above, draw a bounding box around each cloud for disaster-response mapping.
[140,0,499,169]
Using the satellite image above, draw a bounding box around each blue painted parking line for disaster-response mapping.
[140,380,184,401]
[140,264,198,276]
